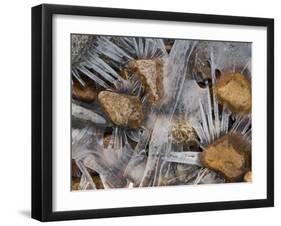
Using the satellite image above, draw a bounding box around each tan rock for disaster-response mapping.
[72,81,97,103]
[120,68,130,80]
[214,73,251,115]
[128,59,164,104]
[201,133,251,182]
[98,91,144,128]
[171,120,197,147]
[244,171,252,182]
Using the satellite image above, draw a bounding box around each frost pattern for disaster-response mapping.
[71,36,252,190]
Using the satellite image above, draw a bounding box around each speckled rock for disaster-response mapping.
[214,73,251,115]
[171,120,197,147]
[71,34,94,64]
[98,91,144,128]
[201,133,251,182]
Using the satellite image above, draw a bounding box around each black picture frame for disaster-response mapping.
[31,3,274,222]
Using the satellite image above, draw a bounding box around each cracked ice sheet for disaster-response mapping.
[163,151,202,166]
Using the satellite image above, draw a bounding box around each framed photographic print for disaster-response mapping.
[31,4,274,221]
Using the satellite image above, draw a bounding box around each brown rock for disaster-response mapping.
[71,177,80,190]
[92,175,104,189]
[128,59,164,104]
[98,91,144,128]
[71,175,105,190]
[71,160,81,178]
[72,81,97,103]
[214,73,251,115]
[201,133,251,182]
[244,171,252,182]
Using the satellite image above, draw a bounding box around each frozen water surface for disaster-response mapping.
[70,35,252,190]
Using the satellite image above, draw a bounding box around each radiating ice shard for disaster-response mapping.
[112,37,168,60]
[72,36,168,88]
[163,151,202,166]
